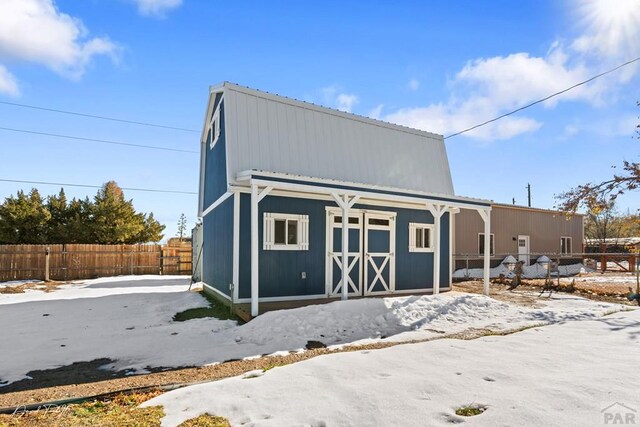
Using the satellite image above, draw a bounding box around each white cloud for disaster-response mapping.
[407,78,420,91]
[386,103,542,140]
[320,85,359,113]
[0,65,19,97]
[383,0,640,141]
[563,124,580,138]
[132,0,183,17]
[368,104,384,119]
[0,0,118,84]
[336,93,358,113]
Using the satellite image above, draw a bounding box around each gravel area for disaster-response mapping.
[454,273,639,305]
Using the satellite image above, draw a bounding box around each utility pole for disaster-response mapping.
[512,197,516,205]
[526,183,531,207]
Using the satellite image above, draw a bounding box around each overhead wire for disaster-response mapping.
[444,56,640,139]
[0,100,199,133]
[0,126,198,154]
[0,179,197,195]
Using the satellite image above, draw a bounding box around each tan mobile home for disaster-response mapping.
[454,203,584,269]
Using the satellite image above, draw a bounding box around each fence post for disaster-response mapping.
[130,246,135,276]
[63,244,67,281]
[44,246,50,282]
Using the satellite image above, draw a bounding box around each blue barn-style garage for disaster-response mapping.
[193,82,493,317]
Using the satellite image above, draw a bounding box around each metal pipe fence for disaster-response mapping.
[453,252,638,273]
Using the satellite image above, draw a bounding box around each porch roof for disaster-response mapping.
[236,169,491,211]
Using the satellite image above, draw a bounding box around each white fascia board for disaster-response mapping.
[236,170,492,209]
[222,82,444,141]
[203,283,231,301]
[201,192,233,218]
[199,86,226,143]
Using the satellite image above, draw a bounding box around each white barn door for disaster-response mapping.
[326,209,363,297]
[363,212,396,296]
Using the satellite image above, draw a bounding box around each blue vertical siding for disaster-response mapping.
[239,194,328,299]
[380,206,435,291]
[202,195,234,298]
[203,96,228,209]
[237,195,452,299]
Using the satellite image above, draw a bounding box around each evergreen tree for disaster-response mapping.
[135,212,165,243]
[91,181,146,244]
[0,182,165,244]
[0,189,51,244]
[65,197,94,243]
[46,188,69,243]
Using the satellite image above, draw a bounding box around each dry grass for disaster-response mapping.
[0,390,230,427]
[178,414,230,427]
[0,282,63,295]
[0,390,164,427]
[453,277,638,306]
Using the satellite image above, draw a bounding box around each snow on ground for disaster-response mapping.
[0,275,629,388]
[561,273,639,285]
[146,309,640,427]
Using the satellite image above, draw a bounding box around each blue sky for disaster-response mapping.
[0,0,638,239]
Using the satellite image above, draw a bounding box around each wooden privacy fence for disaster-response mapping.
[0,244,193,282]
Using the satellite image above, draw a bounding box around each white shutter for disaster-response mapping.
[299,214,309,250]
[263,213,275,250]
[409,222,417,252]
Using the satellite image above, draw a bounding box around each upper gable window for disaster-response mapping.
[209,107,221,149]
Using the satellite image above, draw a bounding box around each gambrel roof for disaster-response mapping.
[202,82,455,196]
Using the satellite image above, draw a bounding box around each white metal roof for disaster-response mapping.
[209,82,455,196]
[237,169,491,209]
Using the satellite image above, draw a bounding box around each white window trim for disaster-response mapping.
[409,222,434,253]
[209,106,221,150]
[263,213,309,251]
[478,232,495,256]
[560,236,572,255]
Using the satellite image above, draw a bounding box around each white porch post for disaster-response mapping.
[427,204,446,295]
[341,194,350,301]
[250,184,259,316]
[477,208,492,296]
[250,183,273,316]
[232,191,240,302]
[331,193,360,301]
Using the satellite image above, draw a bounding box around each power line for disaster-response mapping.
[444,56,640,139]
[0,126,198,154]
[0,179,197,195]
[0,100,199,133]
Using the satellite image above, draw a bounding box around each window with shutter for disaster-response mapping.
[409,222,434,253]
[263,213,309,250]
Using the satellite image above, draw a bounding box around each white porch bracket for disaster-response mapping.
[257,186,273,203]
[476,208,492,296]
[331,193,360,301]
[426,203,447,295]
[250,183,274,317]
